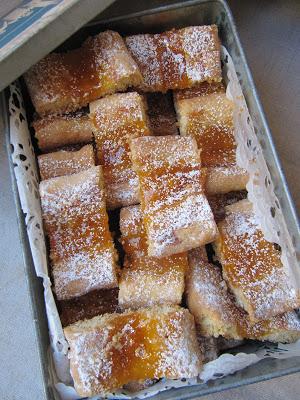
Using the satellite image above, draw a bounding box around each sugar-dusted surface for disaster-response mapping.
[174,81,248,194]
[187,248,240,338]
[38,144,95,180]
[214,200,300,322]
[33,112,93,152]
[119,205,187,309]
[146,92,178,136]
[24,30,142,115]
[174,82,235,167]
[126,26,221,92]
[58,288,119,327]
[52,249,117,300]
[187,248,300,342]
[40,166,118,300]
[130,136,217,257]
[205,165,249,195]
[64,306,202,396]
[90,92,151,209]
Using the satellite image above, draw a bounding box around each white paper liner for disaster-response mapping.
[8,46,300,400]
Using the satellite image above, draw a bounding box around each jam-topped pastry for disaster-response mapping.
[126,25,221,92]
[90,92,151,209]
[40,166,118,300]
[25,31,142,115]
[174,81,248,194]
[146,92,178,136]
[64,305,202,396]
[38,144,95,180]
[33,112,93,152]
[130,136,217,257]
[187,248,300,343]
[214,199,300,322]
[118,205,187,309]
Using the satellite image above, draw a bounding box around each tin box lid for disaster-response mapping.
[0,0,116,93]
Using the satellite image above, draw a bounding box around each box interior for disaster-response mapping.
[3,1,300,399]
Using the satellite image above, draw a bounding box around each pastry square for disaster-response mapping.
[90,92,151,209]
[187,248,241,339]
[64,305,202,396]
[38,144,95,180]
[174,81,248,194]
[25,31,142,115]
[130,136,217,257]
[126,25,221,92]
[214,199,300,322]
[187,248,300,342]
[58,288,119,327]
[33,112,93,152]
[118,205,187,309]
[146,92,178,136]
[40,166,118,300]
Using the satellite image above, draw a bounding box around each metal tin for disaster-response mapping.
[1,1,299,399]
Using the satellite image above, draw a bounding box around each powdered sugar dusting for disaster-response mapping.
[125,34,162,90]
[38,144,95,180]
[148,194,216,256]
[174,82,237,169]
[53,249,117,300]
[40,166,117,300]
[64,307,201,396]
[187,249,300,341]
[188,251,237,327]
[130,135,217,257]
[216,205,300,321]
[33,112,93,152]
[119,205,187,309]
[90,92,151,209]
[182,26,221,82]
[126,26,221,92]
[24,30,142,115]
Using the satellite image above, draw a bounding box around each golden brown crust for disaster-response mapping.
[38,144,95,180]
[126,25,221,92]
[40,166,118,300]
[64,306,202,396]
[33,113,93,152]
[25,31,142,115]
[90,92,151,209]
[130,136,217,257]
[214,200,300,322]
